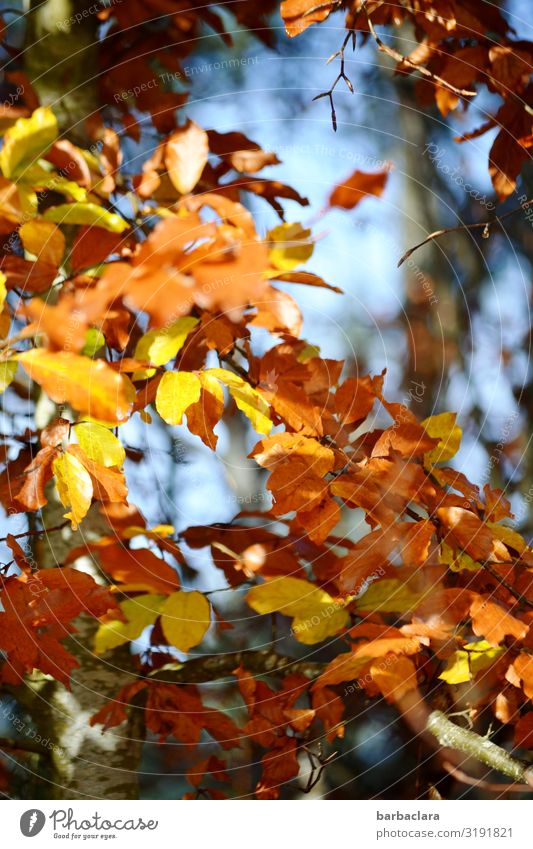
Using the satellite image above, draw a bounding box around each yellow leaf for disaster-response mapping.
[439,641,504,684]
[17,349,134,424]
[422,412,462,467]
[268,222,314,271]
[134,317,199,378]
[43,202,128,233]
[94,594,165,654]
[0,359,17,393]
[160,590,211,653]
[246,576,349,645]
[440,542,481,573]
[73,421,126,468]
[355,578,431,614]
[19,221,65,267]
[0,106,58,179]
[22,163,86,201]
[155,371,201,425]
[0,271,6,309]
[205,367,272,435]
[53,451,93,529]
[487,522,528,555]
[164,121,209,195]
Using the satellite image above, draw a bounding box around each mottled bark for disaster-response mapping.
[25,0,100,139]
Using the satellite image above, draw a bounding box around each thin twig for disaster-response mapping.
[0,521,69,544]
[398,198,533,267]
[313,31,356,131]
[482,561,533,610]
[363,3,476,100]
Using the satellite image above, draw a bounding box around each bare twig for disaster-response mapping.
[0,521,69,544]
[313,31,356,131]
[398,197,533,267]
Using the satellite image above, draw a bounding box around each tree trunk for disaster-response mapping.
[10,8,144,798]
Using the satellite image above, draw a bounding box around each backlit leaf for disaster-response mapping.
[246,576,349,644]
[422,412,462,467]
[17,349,134,424]
[73,421,126,468]
[134,316,199,378]
[0,106,58,178]
[155,371,202,425]
[94,594,165,654]
[53,451,93,529]
[160,590,211,653]
[205,367,272,435]
[165,121,209,194]
[439,641,504,685]
[43,202,128,233]
[268,222,314,271]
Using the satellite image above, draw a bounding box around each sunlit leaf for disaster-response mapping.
[439,641,504,684]
[134,316,199,378]
[0,106,58,179]
[155,371,202,425]
[53,451,93,529]
[160,590,211,653]
[94,594,166,654]
[43,202,128,233]
[422,412,462,467]
[17,349,134,424]
[246,576,349,644]
[205,367,272,435]
[268,222,314,271]
[73,421,126,468]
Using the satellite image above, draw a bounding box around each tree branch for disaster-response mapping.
[397,198,533,267]
[148,649,326,684]
[427,710,533,786]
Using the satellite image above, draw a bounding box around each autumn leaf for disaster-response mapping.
[205,367,272,435]
[268,222,314,271]
[73,422,126,468]
[43,202,128,233]
[164,121,209,194]
[19,220,65,267]
[94,594,165,654]
[0,106,57,178]
[160,590,211,653]
[156,371,202,425]
[246,576,349,644]
[53,451,93,529]
[0,359,17,393]
[329,168,390,209]
[439,641,504,685]
[422,412,462,467]
[134,316,199,377]
[17,349,134,423]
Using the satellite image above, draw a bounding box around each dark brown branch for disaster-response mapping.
[0,521,69,544]
[0,735,50,757]
[398,198,533,267]
[148,649,326,684]
[427,710,533,786]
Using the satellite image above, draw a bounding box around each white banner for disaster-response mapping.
[2,800,530,848]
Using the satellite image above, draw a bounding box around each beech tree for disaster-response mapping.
[1,0,533,800]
